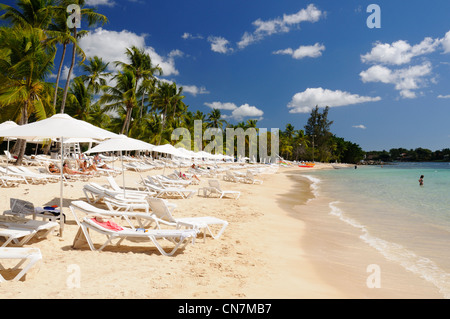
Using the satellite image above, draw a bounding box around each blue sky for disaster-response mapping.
[5,0,450,151]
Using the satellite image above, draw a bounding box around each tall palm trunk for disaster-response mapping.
[121,105,133,135]
[157,105,168,145]
[60,27,77,113]
[53,42,67,108]
[15,102,29,166]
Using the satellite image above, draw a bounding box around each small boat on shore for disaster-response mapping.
[299,162,315,168]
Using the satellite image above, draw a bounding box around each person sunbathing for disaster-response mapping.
[77,159,98,173]
[48,163,60,174]
[64,162,93,175]
[93,154,111,169]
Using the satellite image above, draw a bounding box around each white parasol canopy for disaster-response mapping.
[153,143,182,157]
[84,134,154,154]
[85,135,155,197]
[0,120,19,132]
[0,114,119,235]
[0,113,118,140]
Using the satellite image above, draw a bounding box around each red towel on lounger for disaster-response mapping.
[91,218,123,231]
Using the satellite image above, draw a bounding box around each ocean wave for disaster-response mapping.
[328,201,450,298]
[301,175,321,200]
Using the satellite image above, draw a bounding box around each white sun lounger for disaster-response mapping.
[106,176,156,198]
[0,216,58,247]
[69,202,198,256]
[0,175,23,187]
[244,170,263,184]
[146,197,228,242]
[223,170,245,183]
[0,247,42,282]
[70,200,155,230]
[141,178,196,199]
[206,179,241,199]
[0,227,36,248]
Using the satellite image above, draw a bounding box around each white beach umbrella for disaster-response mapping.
[153,144,185,174]
[153,143,182,157]
[85,135,155,196]
[0,114,119,235]
[85,134,154,154]
[61,137,100,144]
[175,147,200,160]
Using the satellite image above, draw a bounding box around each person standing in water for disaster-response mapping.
[419,175,424,186]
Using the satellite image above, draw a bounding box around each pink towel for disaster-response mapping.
[91,218,123,231]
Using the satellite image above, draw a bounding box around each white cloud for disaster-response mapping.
[208,36,233,54]
[61,66,76,81]
[78,28,180,76]
[206,102,264,121]
[438,94,450,99]
[181,85,209,96]
[287,87,381,113]
[273,43,325,59]
[85,0,115,7]
[228,104,264,121]
[360,62,432,99]
[443,31,450,54]
[361,38,441,65]
[204,102,238,110]
[237,4,323,49]
[182,32,203,40]
[353,125,367,129]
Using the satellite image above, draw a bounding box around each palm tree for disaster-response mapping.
[0,26,56,164]
[0,0,55,30]
[80,56,111,94]
[151,81,185,145]
[65,76,97,122]
[47,4,86,108]
[115,46,162,120]
[60,0,108,113]
[100,69,138,135]
[207,108,227,131]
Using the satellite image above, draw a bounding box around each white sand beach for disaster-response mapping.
[1,161,348,299]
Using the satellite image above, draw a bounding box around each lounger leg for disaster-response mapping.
[11,253,41,282]
[148,236,191,256]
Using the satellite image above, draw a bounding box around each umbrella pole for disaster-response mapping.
[5,139,10,174]
[59,137,64,237]
[121,150,126,197]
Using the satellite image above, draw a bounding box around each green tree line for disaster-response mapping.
[0,0,365,165]
[365,148,450,163]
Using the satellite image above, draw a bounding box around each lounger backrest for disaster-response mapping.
[10,198,35,215]
[107,176,120,191]
[146,198,176,223]
[208,179,221,191]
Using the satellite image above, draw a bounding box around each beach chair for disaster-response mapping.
[0,247,42,282]
[0,175,23,187]
[0,215,58,247]
[206,179,241,199]
[70,200,155,230]
[146,197,228,242]
[153,175,192,187]
[223,170,245,183]
[5,166,49,184]
[16,166,60,183]
[106,176,155,198]
[83,182,148,205]
[0,227,36,248]
[244,170,263,185]
[3,198,65,223]
[141,178,196,199]
[69,202,198,256]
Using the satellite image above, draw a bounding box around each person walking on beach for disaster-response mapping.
[419,175,424,186]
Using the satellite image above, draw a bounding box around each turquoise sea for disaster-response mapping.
[301,162,450,298]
